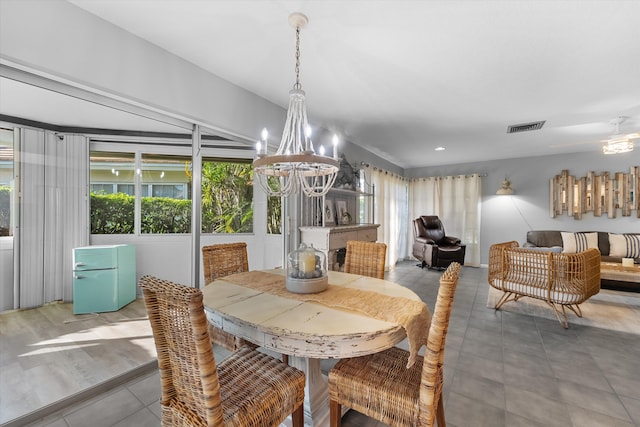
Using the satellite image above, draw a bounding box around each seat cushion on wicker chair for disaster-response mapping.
[493,279,586,304]
[329,346,424,426]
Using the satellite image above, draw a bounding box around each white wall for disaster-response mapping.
[406,151,640,265]
[0,0,285,143]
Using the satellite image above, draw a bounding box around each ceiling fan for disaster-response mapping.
[601,116,638,154]
[548,116,639,152]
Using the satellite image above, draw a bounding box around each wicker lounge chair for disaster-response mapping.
[488,241,601,328]
[140,275,305,426]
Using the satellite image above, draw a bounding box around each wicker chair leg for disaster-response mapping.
[566,304,583,318]
[436,392,446,426]
[292,403,304,427]
[546,302,569,329]
[330,400,342,427]
[282,354,289,364]
[494,291,515,310]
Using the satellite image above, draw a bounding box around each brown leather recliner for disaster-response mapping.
[413,216,466,269]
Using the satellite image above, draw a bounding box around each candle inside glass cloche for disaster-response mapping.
[286,243,328,293]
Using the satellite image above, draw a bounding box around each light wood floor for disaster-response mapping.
[0,298,156,424]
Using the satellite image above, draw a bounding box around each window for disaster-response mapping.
[90,152,135,234]
[117,183,136,196]
[91,183,115,194]
[201,159,253,233]
[150,184,186,199]
[90,150,254,234]
[267,196,282,234]
[0,128,14,237]
[140,154,192,234]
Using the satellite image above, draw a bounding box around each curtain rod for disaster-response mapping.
[358,163,487,179]
[411,173,488,179]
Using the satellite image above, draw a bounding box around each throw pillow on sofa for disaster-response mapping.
[560,232,598,254]
[609,233,640,258]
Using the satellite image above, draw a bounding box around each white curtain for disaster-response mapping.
[408,174,482,267]
[367,166,408,269]
[43,134,89,303]
[18,130,89,308]
[18,128,46,308]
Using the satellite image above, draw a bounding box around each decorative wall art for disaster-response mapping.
[550,167,639,219]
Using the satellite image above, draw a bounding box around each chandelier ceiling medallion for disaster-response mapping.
[253,12,339,198]
[602,116,637,155]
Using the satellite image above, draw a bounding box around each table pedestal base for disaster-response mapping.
[289,356,330,427]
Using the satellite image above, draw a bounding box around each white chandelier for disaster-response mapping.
[253,12,339,198]
[602,116,637,155]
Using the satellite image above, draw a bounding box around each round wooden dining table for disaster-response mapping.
[202,269,426,427]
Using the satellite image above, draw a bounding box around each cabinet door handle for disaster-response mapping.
[74,275,85,280]
[74,262,86,268]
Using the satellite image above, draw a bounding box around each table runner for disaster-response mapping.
[221,271,431,368]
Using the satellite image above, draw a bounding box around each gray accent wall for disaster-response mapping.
[406,150,639,265]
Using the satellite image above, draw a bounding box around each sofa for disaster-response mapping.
[524,230,640,292]
[488,241,601,328]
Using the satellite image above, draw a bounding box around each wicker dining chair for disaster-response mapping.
[343,240,387,279]
[328,262,461,427]
[202,243,257,352]
[140,275,305,427]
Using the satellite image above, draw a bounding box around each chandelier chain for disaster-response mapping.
[294,26,301,90]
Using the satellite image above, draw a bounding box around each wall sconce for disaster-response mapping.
[496,178,514,195]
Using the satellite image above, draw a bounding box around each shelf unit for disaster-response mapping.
[300,183,375,228]
[298,178,378,271]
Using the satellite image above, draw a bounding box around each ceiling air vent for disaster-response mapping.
[507,121,546,134]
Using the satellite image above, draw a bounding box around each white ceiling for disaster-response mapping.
[4,0,640,168]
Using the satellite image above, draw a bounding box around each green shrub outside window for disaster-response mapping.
[0,186,11,236]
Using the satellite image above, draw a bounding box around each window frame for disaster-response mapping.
[90,140,256,236]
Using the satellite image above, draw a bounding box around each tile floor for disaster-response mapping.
[14,262,640,426]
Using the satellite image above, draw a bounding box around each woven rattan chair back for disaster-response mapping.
[418,262,461,426]
[140,275,305,427]
[202,242,249,283]
[343,240,387,279]
[140,275,224,425]
[201,243,257,352]
[328,262,461,427]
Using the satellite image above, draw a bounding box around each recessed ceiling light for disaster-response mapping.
[434,146,445,151]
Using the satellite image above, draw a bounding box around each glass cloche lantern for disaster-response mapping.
[286,243,328,293]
